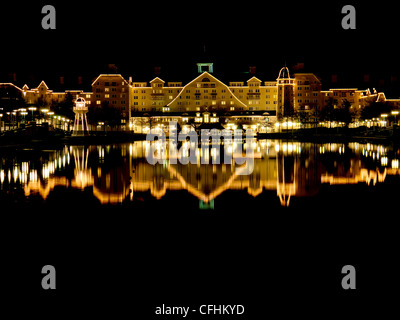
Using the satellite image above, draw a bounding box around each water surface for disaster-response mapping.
[1,140,399,212]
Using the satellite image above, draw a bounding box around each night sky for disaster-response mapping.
[1,1,400,95]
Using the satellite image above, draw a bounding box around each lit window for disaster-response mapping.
[105,94,109,98]
[96,100,101,105]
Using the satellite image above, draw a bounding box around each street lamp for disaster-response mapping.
[381,114,388,127]
[40,108,49,123]
[12,111,17,129]
[28,107,37,121]
[391,110,399,126]
[20,111,28,123]
[47,111,55,128]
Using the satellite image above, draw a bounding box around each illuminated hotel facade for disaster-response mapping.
[1,64,400,132]
[127,66,400,132]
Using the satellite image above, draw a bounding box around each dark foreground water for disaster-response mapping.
[1,139,399,318]
[1,139,399,210]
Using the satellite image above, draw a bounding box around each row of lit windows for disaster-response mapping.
[297,92,319,97]
[132,101,277,106]
[104,94,126,98]
[132,89,181,94]
[96,100,126,105]
[196,83,216,88]
[326,91,356,97]
[131,93,278,101]
[95,81,125,86]
[132,106,271,112]
[131,87,281,95]
[180,95,231,100]
[297,99,318,103]
[96,87,126,93]
[231,88,278,93]
[176,101,234,106]
[297,80,320,85]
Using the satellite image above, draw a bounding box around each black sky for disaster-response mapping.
[1,1,400,95]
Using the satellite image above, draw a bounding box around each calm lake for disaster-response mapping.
[1,139,399,212]
[2,139,399,317]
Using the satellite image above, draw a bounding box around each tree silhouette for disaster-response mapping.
[361,101,391,120]
[319,97,335,126]
[53,92,74,119]
[335,99,352,127]
[88,101,121,129]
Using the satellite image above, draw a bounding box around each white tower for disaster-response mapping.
[277,67,295,121]
[72,97,89,136]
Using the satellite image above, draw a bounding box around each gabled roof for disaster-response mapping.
[150,77,165,84]
[247,76,262,83]
[0,83,23,91]
[167,72,247,108]
[37,80,49,89]
[293,73,322,83]
[91,74,129,86]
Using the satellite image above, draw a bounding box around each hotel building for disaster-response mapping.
[1,64,399,132]
[22,81,92,107]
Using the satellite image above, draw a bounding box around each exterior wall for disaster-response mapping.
[167,72,248,112]
[277,80,295,120]
[23,81,66,106]
[229,78,278,112]
[319,88,382,111]
[77,92,93,106]
[130,78,182,113]
[91,74,130,119]
[18,82,93,108]
[294,73,321,111]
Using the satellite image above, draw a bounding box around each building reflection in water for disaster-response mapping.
[0,140,399,207]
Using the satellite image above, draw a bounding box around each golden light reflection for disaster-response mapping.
[0,140,400,207]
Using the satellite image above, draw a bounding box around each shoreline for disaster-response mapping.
[1,127,399,149]
[0,131,147,150]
